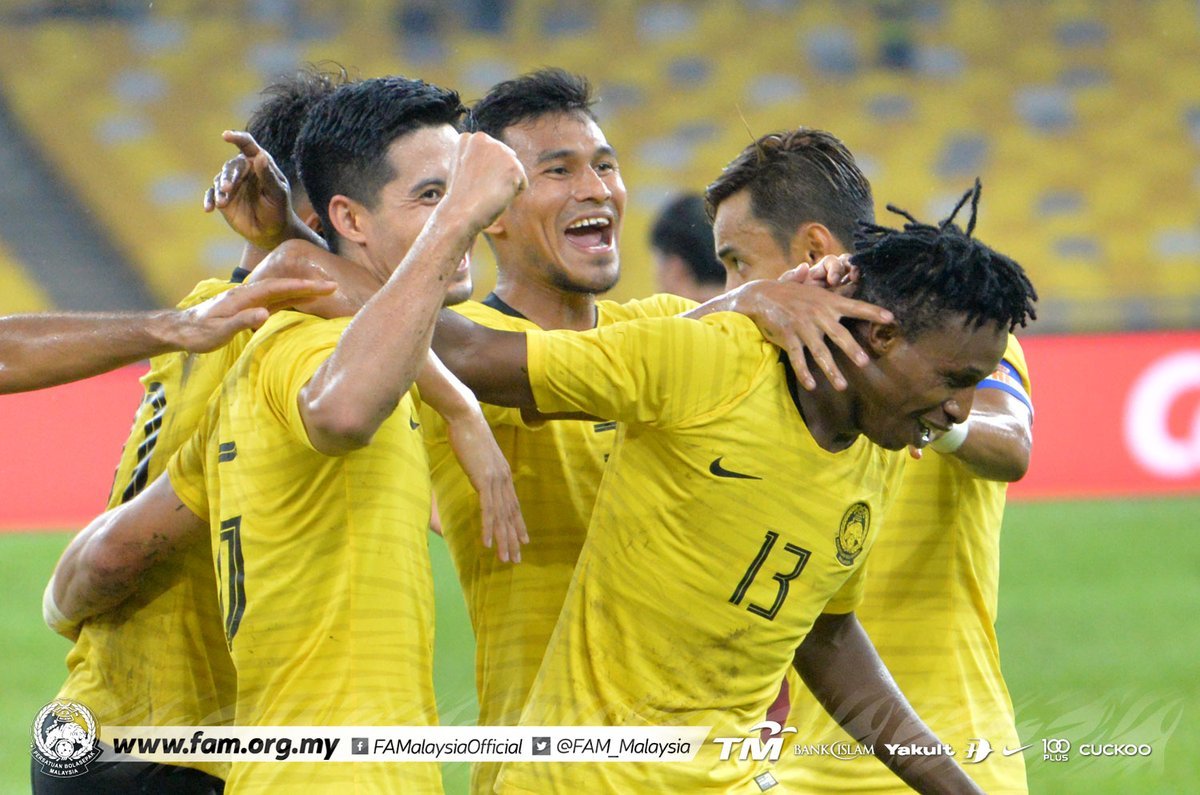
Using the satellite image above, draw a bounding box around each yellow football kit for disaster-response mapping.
[58,276,247,778]
[780,335,1033,794]
[421,293,692,795]
[168,310,441,794]
[494,312,906,794]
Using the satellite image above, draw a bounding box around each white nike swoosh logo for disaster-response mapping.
[1003,743,1034,755]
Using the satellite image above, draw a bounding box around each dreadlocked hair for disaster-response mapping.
[851,179,1037,335]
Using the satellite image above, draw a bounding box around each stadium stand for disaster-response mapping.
[0,0,1196,332]
[0,237,50,313]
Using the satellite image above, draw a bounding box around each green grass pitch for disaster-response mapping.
[2,496,1196,793]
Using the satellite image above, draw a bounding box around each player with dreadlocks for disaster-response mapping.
[774,179,1039,794]
[429,178,1036,793]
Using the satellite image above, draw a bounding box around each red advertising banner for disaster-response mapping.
[0,331,1197,530]
[1012,331,1200,500]
[0,366,144,530]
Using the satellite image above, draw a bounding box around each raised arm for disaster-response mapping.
[794,612,985,795]
[430,309,535,408]
[684,256,893,391]
[46,474,206,639]
[202,129,327,270]
[928,385,1032,482]
[0,277,335,394]
[298,133,527,455]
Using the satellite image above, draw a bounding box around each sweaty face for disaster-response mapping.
[854,317,1008,451]
[493,111,625,294]
[358,124,465,281]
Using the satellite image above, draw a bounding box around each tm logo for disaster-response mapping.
[713,721,797,762]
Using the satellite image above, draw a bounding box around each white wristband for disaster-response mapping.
[929,419,970,453]
[43,577,81,638]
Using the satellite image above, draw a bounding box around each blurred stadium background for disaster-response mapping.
[0,1,1197,792]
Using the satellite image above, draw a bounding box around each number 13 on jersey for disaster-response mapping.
[729,531,811,621]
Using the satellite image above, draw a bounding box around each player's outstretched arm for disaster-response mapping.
[0,277,335,394]
[299,132,527,456]
[431,310,536,409]
[416,352,529,563]
[684,255,893,391]
[45,474,206,639]
[794,612,986,795]
[202,129,327,270]
[930,386,1032,481]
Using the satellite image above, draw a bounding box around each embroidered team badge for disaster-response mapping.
[835,502,871,565]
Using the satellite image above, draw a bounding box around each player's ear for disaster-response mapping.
[864,319,902,357]
[792,223,842,264]
[327,195,368,246]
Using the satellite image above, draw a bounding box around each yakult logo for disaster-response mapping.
[1123,351,1200,478]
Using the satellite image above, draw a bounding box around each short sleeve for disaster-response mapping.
[259,317,351,451]
[600,293,699,322]
[525,312,769,428]
[977,333,1033,415]
[823,559,868,615]
[167,401,214,522]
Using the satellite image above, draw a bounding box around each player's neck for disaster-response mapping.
[347,247,392,291]
[492,277,598,331]
[793,352,861,453]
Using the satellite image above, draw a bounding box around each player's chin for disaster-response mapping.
[563,258,620,294]
[871,426,912,452]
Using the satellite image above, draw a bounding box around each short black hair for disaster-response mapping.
[296,76,464,251]
[467,68,595,141]
[245,63,351,194]
[704,128,874,253]
[650,193,724,287]
[852,180,1037,335]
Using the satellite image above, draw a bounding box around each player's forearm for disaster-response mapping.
[415,351,478,421]
[299,205,479,455]
[0,311,186,393]
[51,476,207,626]
[238,209,327,262]
[52,512,139,626]
[794,612,985,795]
[945,409,1031,482]
[680,282,745,319]
[431,310,536,408]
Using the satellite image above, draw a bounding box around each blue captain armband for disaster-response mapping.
[978,359,1033,415]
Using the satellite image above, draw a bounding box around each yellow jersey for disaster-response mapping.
[780,335,1033,794]
[58,276,247,778]
[168,310,442,794]
[495,312,905,794]
[421,293,693,795]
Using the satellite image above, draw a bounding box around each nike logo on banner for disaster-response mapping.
[709,457,762,480]
[1002,743,1033,756]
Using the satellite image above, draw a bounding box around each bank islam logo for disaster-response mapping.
[31,699,102,778]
